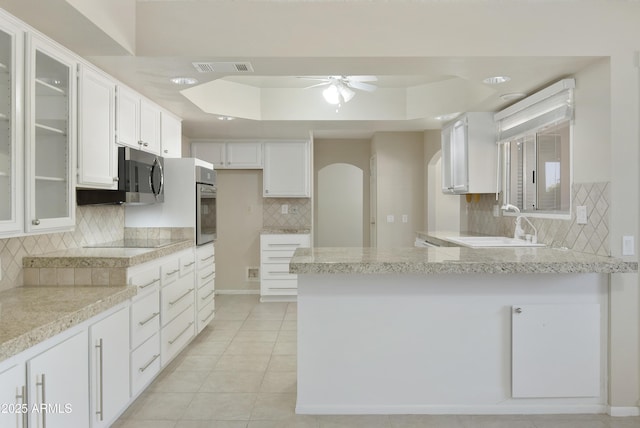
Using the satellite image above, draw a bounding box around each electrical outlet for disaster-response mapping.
[281,204,288,215]
[623,235,635,256]
[402,214,408,223]
[576,205,588,225]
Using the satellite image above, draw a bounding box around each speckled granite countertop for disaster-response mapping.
[23,239,193,268]
[290,246,638,275]
[261,228,311,235]
[0,286,136,362]
[415,230,486,247]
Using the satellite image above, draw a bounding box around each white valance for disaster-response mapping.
[494,78,575,143]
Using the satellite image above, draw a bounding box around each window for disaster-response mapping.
[497,79,574,217]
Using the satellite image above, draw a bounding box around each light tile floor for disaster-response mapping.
[114,295,640,428]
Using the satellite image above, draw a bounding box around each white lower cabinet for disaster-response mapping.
[0,363,27,428]
[89,306,130,428]
[195,243,215,333]
[161,305,195,365]
[27,330,89,428]
[260,233,310,301]
[130,333,161,397]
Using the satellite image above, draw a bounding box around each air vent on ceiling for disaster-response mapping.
[192,62,254,73]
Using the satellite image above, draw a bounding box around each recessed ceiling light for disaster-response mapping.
[500,92,527,101]
[434,112,461,121]
[170,77,199,85]
[483,76,511,85]
[217,116,235,121]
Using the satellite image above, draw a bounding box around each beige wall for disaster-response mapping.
[215,170,263,293]
[314,139,371,246]
[372,132,424,248]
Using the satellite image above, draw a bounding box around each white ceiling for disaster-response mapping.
[0,0,609,140]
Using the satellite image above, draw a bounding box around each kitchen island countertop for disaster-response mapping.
[0,285,136,362]
[290,246,637,275]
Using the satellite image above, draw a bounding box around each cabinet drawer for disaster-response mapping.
[261,263,296,280]
[129,264,161,292]
[131,333,161,397]
[161,278,195,325]
[197,244,215,264]
[131,290,160,348]
[197,280,215,311]
[197,263,215,287]
[162,258,181,284]
[180,251,196,275]
[262,279,297,292]
[161,305,195,366]
[261,234,310,251]
[261,250,296,263]
[197,299,215,334]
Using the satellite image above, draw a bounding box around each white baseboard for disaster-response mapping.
[608,406,640,417]
[215,289,260,295]
[295,404,608,415]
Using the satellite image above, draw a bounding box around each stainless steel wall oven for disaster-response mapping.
[196,166,217,245]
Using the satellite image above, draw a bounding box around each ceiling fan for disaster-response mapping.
[299,75,378,105]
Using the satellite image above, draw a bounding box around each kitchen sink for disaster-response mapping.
[445,236,546,248]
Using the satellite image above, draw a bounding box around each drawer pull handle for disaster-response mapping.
[269,271,291,275]
[201,290,215,301]
[139,278,160,289]
[184,261,196,267]
[166,268,180,276]
[139,354,160,373]
[138,312,160,326]
[169,322,194,344]
[267,257,291,260]
[169,289,194,306]
[200,254,214,262]
[201,271,215,280]
[268,243,301,247]
[202,308,215,323]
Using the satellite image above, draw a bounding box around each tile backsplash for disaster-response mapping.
[0,205,124,291]
[263,198,311,229]
[465,182,610,256]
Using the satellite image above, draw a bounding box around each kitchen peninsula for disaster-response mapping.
[290,246,637,415]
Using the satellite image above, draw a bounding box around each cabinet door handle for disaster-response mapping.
[139,354,160,373]
[169,321,194,344]
[36,374,47,428]
[139,278,160,289]
[138,312,160,326]
[164,149,169,154]
[166,268,180,276]
[201,271,215,281]
[268,243,300,247]
[113,177,119,182]
[138,140,149,147]
[95,338,104,421]
[201,290,215,301]
[16,385,26,428]
[32,219,40,226]
[268,256,291,261]
[169,288,194,306]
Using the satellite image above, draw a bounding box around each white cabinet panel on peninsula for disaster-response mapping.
[77,63,117,189]
[25,33,77,233]
[263,140,310,197]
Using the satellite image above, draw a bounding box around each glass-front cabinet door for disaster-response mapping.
[0,12,23,237]
[24,34,76,233]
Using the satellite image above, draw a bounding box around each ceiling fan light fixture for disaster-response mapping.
[170,76,199,85]
[323,84,341,104]
[483,75,511,85]
[338,84,355,103]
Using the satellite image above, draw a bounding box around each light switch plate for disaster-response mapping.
[623,235,635,256]
[576,206,588,225]
[386,215,395,223]
[281,204,288,214]
[402,214,408,223]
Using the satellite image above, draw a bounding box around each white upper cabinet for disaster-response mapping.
[263,140,310,197]
[160,110,182,158]
[0,12,23,237]
[24,33,77,233]
[441,112,496,194]
[77,63,117,189]
[116,85,161,155]
[191,140,263,169]
[139,98,161,155]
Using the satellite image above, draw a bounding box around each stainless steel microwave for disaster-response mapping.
[77,147,164,205]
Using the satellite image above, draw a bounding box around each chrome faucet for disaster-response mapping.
[514,215,538,243]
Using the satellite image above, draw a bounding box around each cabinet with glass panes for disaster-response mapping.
[25,33,76,233]
[0,11,23,237]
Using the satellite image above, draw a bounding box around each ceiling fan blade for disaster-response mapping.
[303,82,330,89]
[347,81,377,92]
[347,75,378,82]
[296,77,330,82]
